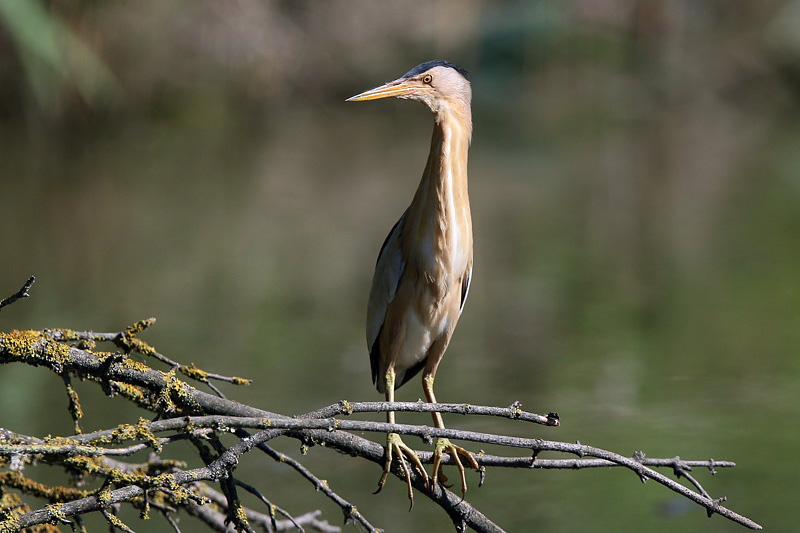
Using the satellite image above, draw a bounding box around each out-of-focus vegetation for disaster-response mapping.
[1,1,799,531]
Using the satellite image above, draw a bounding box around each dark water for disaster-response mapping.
[2,100,796,531]
[1,2,799,531]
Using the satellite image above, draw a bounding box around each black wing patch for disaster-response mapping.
[460,268,471,314]
[369,324,383,390]
[396,359,426,390]
[369,214,406,392]
[375,216,403,267]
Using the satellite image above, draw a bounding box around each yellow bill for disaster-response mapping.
[346,79,418,101]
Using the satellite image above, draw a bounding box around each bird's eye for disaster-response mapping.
[422,74,433,84]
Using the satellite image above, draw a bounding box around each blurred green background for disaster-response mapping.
[1,1,798,531]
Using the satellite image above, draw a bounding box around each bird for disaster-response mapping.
[347,60,480,504]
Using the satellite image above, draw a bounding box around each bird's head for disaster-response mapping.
[347,60,471,117]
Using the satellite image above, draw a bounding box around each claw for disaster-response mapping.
[375,433,429,508]
[431,437,481,498]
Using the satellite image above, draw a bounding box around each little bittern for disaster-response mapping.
[348,60,480,503]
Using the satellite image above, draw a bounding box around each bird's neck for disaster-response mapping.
[407,106,472,267]
[429,106,471,187]
[418,104,471,196]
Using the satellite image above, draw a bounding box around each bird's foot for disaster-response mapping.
[431,437,483,498]
[375,432,429,508]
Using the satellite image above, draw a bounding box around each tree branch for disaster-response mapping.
[0,317,762,532]
[303,400,559,426]
[0,276,35,311]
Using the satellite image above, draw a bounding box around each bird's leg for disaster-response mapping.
[423,372,483,497]
[375,368,428,507]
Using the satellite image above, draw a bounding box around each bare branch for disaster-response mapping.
[203,485,340,532]
[233,479,303,532]
[256,441,379,532]
[44,322,251,398]
[304,400,559,426]
[0,276,35,311]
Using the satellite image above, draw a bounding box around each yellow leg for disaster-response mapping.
[423,373,482,497]
[375,368,429,507]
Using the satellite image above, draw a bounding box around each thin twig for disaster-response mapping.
[257,442,379,533]
[664,455,714,503]
[282,510,340,533]
[60,373,84,434]
[101,508,136,533]
[234,479,303,532]
[304,400,559,426]
[163,511,182,533]
[0,276,35,311]
[43,325,250,398]
[193,485,341,533]
[209,434,256,533]
[468,454,735,470]
[0,434,189,458]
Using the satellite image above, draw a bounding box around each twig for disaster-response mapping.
[257,442,379,532]
[101,507,136,533]
[208,434,256,533]
[190,486,340,533]
[233,479,303,532]
[60,373,84,434]
[304,400,559,426]
[662,454,722,515]
[281,510,340,533]
[43,324,251,398]
[183,492,231,533]
[469,454,735,470]
[0,276,35,311]
[163,511,182,533]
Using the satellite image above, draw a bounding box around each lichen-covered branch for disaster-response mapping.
[45,322,251,398]
[0,312,762,532]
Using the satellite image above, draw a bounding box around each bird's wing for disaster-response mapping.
[367,213,407,387]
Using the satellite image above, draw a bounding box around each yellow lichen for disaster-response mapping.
[101,509,133,531]
[0,492,61,533]
[116,319,158,357]
[234,502,248,523]
[118,357,152,374]
[0,331,84,391]
[126,337,156,357]
[43,502,67,524]
[110,381,149,408]
[63,379,84,434]
[127,318,156,335]
[0,471,89,502]
[96,489,112,505]
[154,369,201,415]
[136,417,161,452]
[340,399,354,415]
[49,328,80,341]
[181,363,208,381]
[108,423,138,444]
[0,323,260,531]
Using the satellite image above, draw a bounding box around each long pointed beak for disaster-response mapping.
[346,79,418,102]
